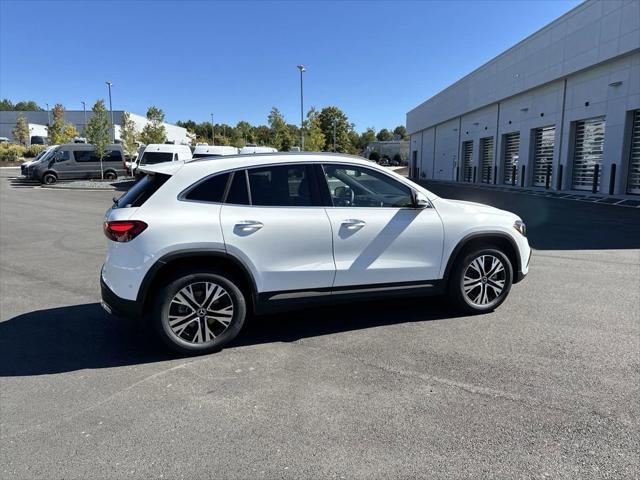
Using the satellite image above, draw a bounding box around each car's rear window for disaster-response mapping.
[184,172,230,202]
[140,152,173,164]
[114,173,170,208]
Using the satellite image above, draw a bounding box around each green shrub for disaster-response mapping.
[0,144,26,162]
[369,151,380,162]
[24,144,46,158]
[393,153,403,164]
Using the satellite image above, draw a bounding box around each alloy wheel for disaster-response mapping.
[462,254,506,307]
[167,281,234,344]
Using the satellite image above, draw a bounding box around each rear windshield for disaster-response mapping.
[140,152,173,165]
[114,173,170,208]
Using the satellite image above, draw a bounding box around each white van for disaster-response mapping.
[132,144,192,174]
[239,144,278,155]
[192,145,239,158]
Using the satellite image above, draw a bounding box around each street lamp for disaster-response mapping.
[81,101,87,134]
[333,120,337,152]
[211,113,216,145]
[297,64,305,151]
[105,81,114,142]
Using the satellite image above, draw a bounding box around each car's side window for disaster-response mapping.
[55,150,71,162]
[322,164,414,208]
[184,172,231,203]
[225,170,250,205]
[247,164,317,207]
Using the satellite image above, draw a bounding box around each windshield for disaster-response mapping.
[140,152,173,165]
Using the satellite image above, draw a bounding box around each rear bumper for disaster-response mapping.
[100,276,143,319]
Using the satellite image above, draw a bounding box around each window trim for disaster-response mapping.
[319,162,417,209]
[178,161,425,209]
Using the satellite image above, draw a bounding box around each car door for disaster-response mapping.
[51,147,73,179]
[220,164,335,294]
[320,163,444,287]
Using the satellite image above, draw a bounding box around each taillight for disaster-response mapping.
[104,220,147,242]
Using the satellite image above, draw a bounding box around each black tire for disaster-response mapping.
[42,172,57,185]
[104,170,117,180]
[153,269,246,355]
[448,247,513,314]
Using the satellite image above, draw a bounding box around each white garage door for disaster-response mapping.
[627,110,640,195]
[532,125,555,187]
[571,117,605,191]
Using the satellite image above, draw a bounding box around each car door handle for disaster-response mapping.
[341,219,366,230]
[235,220,263,232]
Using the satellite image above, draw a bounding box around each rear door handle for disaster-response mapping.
[235,220,263,232]
[341,219,366,230]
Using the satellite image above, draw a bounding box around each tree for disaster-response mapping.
[14,100,43,111]
[12,114,29,145]
[140,106,167,144]
[354,127,377,151]
[85,100,111,179]
[0,99,43,111]
[62,123,79,143]
[317,106,353,153]
[369,151,380,162]
[305,107,325,151]
[119,112,139,158]
[393,125,408,140]
[376,128,393,141]
[267,107,293,151]
[47,104,64,144]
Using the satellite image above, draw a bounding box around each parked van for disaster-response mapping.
[131,144,192,175]
[21,145,57,177]
[239,144,278,155]
[192,145,239,158]
[31,143,126,184]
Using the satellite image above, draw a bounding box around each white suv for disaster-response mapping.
[101,153,530,355]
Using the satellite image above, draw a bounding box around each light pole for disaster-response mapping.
[105,81,114,142]
[297,65,305,151]
[81,101,87,135]
[333,120,337,152]
[211,113,216,145]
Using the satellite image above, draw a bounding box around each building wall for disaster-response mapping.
[0,110,191,145]
[407,0,640,195]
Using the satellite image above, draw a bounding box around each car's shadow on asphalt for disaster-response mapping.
[0,297,462,377]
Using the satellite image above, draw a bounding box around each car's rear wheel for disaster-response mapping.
[153,270,246,355]
[448,247,513,313]
[104,170,117,180]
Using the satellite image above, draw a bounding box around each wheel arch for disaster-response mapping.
[443,232,521,285]
[138,250,258,315]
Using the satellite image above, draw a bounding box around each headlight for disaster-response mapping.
[513,220,526,237]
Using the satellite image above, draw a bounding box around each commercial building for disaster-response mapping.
[407,0,640,195]
[0,110,193,145]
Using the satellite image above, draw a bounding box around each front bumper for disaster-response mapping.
[100,276,143,319]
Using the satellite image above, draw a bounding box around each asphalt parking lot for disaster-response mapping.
[1,168,639,479]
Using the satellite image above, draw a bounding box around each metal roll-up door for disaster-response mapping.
[462,140,473,182]
[572,117,605,191]
[627,110,640,195]
[479,137,494,184]
[503,132,520,185]
[533,125,555,187]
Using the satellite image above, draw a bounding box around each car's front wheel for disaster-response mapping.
[448,247,513,313]
[153,269,246,355]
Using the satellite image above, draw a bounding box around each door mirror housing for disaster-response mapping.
[412,191,430,209]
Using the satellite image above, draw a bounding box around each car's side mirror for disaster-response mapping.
[412,191,430,209]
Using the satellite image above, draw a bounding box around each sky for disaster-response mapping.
[0,0,581,131]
